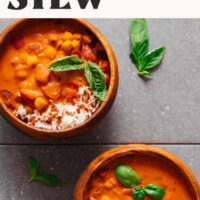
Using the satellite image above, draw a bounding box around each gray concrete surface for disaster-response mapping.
[0,19,199,200]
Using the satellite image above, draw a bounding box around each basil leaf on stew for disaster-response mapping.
[114,164,141,187]
[48,55,85,71]
[144,184,165,199]
[130,18,149,67]
[34,174,60,186]
[140,47,165,72]
[132,186,146,200]
[84,62,107,101]
[29,156,37,178]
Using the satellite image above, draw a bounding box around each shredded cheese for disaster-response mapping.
[14,86,101,130]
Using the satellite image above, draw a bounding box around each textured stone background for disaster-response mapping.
[0,19,199,200]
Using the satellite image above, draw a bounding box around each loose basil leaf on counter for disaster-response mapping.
[130,18,149,66]
[34,174,60,186]
[129,18,165,77]
[139,47,165,72]
[144,184,165,199]
[114,164,141,187]
[84,62,106,101]
[28,156,60,186]
[48,55,85,71]
[132,186,146,200]
[29,156,37,178]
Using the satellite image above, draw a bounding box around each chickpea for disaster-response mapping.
[15,70,28,79]
[21,53,28,64]
[100,196,110,200]
[26,55,38,67]
[62,31,73,41]
[15,65,29,79]
[61,41,73,52]
[104,181,113,189]
[35,64,50,84]
[34,97,48,111]
[11,57,20,65]
[49,35,58,44]
[83,34,92,44]
[44,46,56,59]
[73,33,82,40]
[72,40,81,49]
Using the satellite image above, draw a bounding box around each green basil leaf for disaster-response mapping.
[144,184,165,199]
[84,62,107,101]
[130,51,138,69]
[130,18,149,67]
[114,164,141,187]
[140,47,165,71]
[132,186,146,200]
[29,156,37,178]
[138,70,152,77]
[34,174,60,186]
[48,55,85,71]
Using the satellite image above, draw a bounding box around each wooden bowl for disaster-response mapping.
[74,144,200,200]
[0,19,118,141]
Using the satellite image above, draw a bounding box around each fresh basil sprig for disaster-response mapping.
[132,184,165,200]
[48,56,107,101]
[29,156,60,186]
[114,164,141,187]
[132,186,146,200]
[130,19,165,77]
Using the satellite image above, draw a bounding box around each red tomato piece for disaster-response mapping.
[82,45,96,62]
[28,44,39,52]
[12,35,25,50]
[98,60,110,74]
[1,90,12,100]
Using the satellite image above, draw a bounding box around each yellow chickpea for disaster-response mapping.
[34,97,48,111]
[44,46,56,59]
[15,70,28,79]
[21,53,28,64]
[15,65,29,79]
[61,41,73,52]
[49,35,58,43]
[73,33,82,40]
[62,31,73,41]
[104,181,113,190]
[26,55,38,67]
[11,57,20,65]
[100,196,110,200]
[83,34,92,44]
[72,40,81,49]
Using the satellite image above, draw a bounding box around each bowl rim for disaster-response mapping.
[73,144,200,200]
[0,18,119,139]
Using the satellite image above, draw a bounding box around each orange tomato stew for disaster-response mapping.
[0,19,110,130]
[85,154,194,200]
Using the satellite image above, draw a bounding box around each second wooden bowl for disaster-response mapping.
[74,144,200,200]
